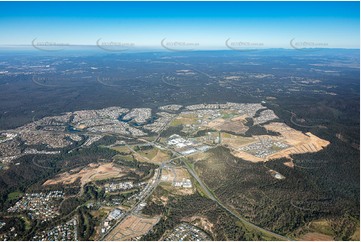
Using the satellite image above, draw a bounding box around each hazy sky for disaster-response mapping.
[0,1,359,49]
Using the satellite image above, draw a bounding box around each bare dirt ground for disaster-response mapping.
[43,163,130,186]
[351,226,360,241]
[283,161,295,168]
[295,219,337,241]
[181,216,214,237]
[221,132,255,148]
[265,122,330,161]
[160,167,194,195]
[170,113,198,127]
[206,115,248,134]
[228,122,329,163]
[300,232,334,241]
[105,214,160,241]
[231,150,264,163]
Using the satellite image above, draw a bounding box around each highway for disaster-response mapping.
[143,137,290,241]
[182,160,290,241]
[100,168,162,241]
[101,121,290,241]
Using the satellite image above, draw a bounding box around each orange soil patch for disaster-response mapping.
[182,216,214,236]
[265,122,329,146]
[76,124,87,130]
[231,150,263,163]
[105,215,160,241]
[264,122,330,161]
[300,232,334,241]
[150,194,169,207]
[43,163,129,186]
[283,161,295,168]
[230,114,247,122]
[351,226,360,241]
[159,195,169,205]
[228,122,330,163]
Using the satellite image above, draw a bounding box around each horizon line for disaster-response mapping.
[0,45,359,50]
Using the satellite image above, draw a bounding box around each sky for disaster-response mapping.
[0,1,359,50]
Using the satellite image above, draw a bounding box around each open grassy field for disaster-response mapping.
[206,117,248,134]
[134,146,171,164]
[219,109,240,119]
[221,132,255,147]
[7,191,23,201]
[137,147,158,160]
[151,149,172,163]
[111,146,131,153]
[308,220,334,236]
[113,154,134,162]
[113,144,171,164]
[169,113,198,127]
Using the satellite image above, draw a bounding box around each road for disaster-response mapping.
[145,140,290,241]
[100,167,162,241]
[288,110,319,128]
[182,160,290,241]
[98,117,290,241]
[138,137,290,240]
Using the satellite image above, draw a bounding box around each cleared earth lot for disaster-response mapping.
[43,163,131,187]
[105,214,160,241]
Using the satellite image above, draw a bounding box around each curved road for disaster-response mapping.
[183,160,290,241]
